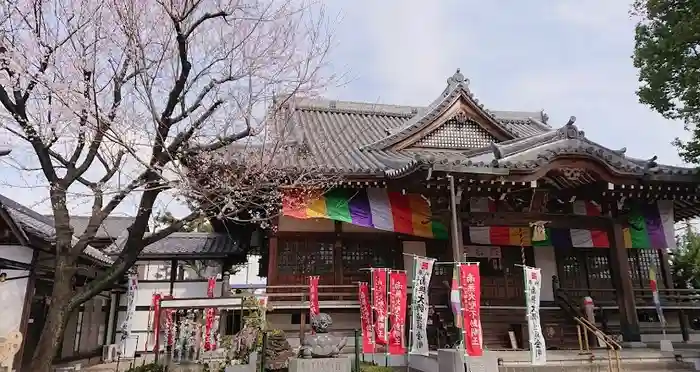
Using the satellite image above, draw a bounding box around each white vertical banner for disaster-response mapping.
[524,266,546,365]
[410,256,435,356]
[120,273,139,357]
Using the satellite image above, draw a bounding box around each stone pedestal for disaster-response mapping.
[288,357,351,372]
[465,351,499,372]
[659,339,674,352]
[438,349,463,372]
[437,349,499,372]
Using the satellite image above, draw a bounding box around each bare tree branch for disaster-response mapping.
[0,0,336,369]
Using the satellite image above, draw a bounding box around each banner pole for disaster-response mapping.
[369,268,376,360]
[407,257,417,372]
[456,262,466,371]
[385,269,390,368]
[521,264,530,361]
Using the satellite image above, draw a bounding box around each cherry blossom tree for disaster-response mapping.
[0,0,335,369]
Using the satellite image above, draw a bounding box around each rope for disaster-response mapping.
[520,228,527,267]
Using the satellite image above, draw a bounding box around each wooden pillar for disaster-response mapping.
[169,259,177,296]
[16,249,38,369]
[609,221,641,342]
[659,249,690,342]
[448,175,463,262]
[267,236,278,284]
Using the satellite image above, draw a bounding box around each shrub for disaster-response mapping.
[125,363,166,372]
[359,361,393,372]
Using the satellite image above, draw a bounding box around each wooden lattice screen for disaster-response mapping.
[628,249,665,289]
[276,238,336,285]
[555,247,615,301]
[340,238,396,285]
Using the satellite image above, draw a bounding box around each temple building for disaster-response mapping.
[260,69,700,349]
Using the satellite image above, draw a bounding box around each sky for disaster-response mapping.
[0,0,690,217]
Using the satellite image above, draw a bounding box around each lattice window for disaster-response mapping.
[628,249,664,288]
[586,253,612,282]
[555,248,588,288]
[426,240,451,277]
[340,239,395,286]
[341,240,389,270]
[277,239,335,275]
[413,119,497,149]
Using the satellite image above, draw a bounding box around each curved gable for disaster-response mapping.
[364,69,547,151]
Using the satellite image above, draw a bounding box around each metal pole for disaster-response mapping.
[385,269,389,368]
[354,329,361,372]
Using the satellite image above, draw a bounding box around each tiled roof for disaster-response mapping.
[0,194,113,264]
[274,102,548,175]
[104,232,241,257]
[68,215,135,239]
[259,69,697,182]
[382,118,700,180]
[259,69,552,176]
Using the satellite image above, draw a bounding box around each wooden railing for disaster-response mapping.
[556,287,700,309]
[574,316,622,372]
[554,283,622,372]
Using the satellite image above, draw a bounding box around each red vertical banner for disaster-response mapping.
[162,295,174,347]
[459,264,483,357]
[388,271,407,355]
[309,276,320,319]
[151,293,162,352]
[204,276,217,350]
[358,282,374,353]
[372,269,389,345]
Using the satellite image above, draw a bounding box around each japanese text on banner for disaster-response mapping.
[358,283,374,353]
[372,269,389,345]
[459,264,483,357]
[204,276,217,350]
[309,276,320,319]
[150,293,161,352]
[410,257,435,356]
[524,267,546,365]
[121,274,138,343]
[389,271,407,355]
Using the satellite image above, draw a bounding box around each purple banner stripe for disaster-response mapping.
[348,190,373,227]
[551,228,573,248]
[642,203,666,249]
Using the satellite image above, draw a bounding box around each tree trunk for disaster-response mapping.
[29,256,75,372]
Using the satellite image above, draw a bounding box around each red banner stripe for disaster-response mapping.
[372,269,389,345]
[204,277,217,350]
[151,294,162,353]
[309,276,320,318]
[358,283,374,353]
[459,264,483,357]
[388,271,407,355]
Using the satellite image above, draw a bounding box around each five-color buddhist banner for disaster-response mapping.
[283,188,675,249]
[282,189,448,239]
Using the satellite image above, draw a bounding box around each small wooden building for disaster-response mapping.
[261,69,700,349]
[0,194,115,370]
